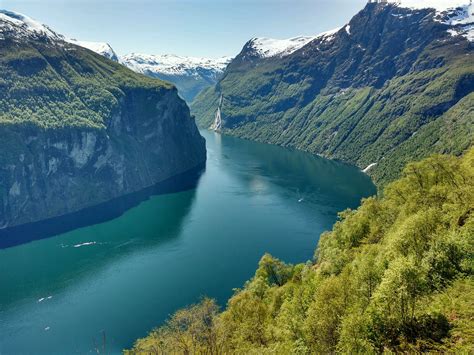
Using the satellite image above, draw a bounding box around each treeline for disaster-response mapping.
[127,148,474,354]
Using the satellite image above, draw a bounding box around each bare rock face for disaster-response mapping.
[192,2,473,186]
[0,89,206,229]
[0,11,206,230]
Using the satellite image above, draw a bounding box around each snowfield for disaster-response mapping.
[120,53,232,77]
[392,0,474,41]
[394,0,471,11]
[0,9,62,40]
[66,39,118,61]
[247,28,342,59]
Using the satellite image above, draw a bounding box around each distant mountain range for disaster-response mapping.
[60,41,231,103]
[1,1,472,190]
[0,8,232,104]
[191,0,474,186]
[120,53,231,102]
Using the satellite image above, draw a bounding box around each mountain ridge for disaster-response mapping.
[120,53,232,102]
[192,1,474,186]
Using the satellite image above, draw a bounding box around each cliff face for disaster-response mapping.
[0,12,206,229]
[192,3,473,186]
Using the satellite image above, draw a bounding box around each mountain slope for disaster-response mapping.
[0,10,206,230]
[192,2,474,186]
[243,35,322,59]
[66,39,119,61]
[128,148,474,354]
[120,53,231,102]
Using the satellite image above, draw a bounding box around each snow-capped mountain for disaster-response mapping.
[0,9,63,41]
[0,9,230,102]
[238,2,472,63]
[238,0,473,62]
[391,0,470,11]
[245,36,319,59]
[192,0,474,190]
[435,2,474,41]
[245,29,343,59]
[120,54,232,102]
[390,0,474,41]
[66,39,119,61]
[120,53,231,77]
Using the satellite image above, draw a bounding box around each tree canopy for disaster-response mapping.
[127,147,474,354]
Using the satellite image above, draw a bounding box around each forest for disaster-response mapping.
[128,148,474,354]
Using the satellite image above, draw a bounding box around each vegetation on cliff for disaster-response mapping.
[0,17,206,229]
[0,40,174,130]
[191,3,474,187]
[127,148,474,354]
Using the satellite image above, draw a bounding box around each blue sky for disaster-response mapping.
[0,0,367,57]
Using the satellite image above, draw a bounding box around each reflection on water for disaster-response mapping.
[0,164,204,249]
[0,188,199,311]
[212,130,374,212]
[0,130,375,354]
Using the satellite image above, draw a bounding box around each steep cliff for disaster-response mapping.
[0,10,206,230]
[192,2,474,186]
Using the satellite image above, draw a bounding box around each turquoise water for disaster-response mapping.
[0,130,375,354]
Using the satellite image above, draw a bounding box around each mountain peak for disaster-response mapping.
[385,1,474,41]
[243,29,341,60]
[66,39,119,61]
[120,53,232,76]
[391,0,472,12]
[119,53,233,102]
[246,36,318,58]
[0,9,63,41]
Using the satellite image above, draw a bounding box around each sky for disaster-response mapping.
[0,0,367,58]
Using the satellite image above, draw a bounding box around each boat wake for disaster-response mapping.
[73,242,97,248]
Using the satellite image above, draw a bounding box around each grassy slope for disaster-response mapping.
[0,39,174,130]
[128,148,474,354]
[192,5,474,188]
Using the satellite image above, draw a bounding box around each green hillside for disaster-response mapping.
[0,39,173,130]
[192,3,474,187]
[0,14,206,229]
[128,148,474,354]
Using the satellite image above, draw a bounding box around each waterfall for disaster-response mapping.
[210,94,223,131]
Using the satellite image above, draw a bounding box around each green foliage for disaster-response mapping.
[125,298,224,354]
[0,40,173,130]
[191,6,474,188]
[128,149,474,354]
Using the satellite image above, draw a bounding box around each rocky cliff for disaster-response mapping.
[192,2,474,186]
[0,10,206,230]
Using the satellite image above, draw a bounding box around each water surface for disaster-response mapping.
[0,130,375,354]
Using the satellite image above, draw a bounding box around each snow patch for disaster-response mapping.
[120,53,232,77]
[67,39,118,61]
[248,28,341,59]
[248,36,317,58]
[392,0,471,12]
[437,3,474,41]
[388,1,474,42]
[0,9,63,40]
